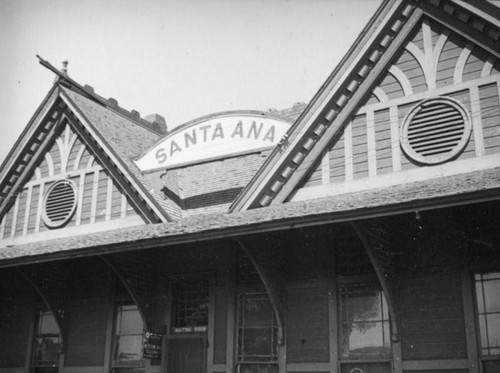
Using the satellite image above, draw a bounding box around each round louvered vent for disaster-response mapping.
[400,97,471,165]
[42,180,77,228]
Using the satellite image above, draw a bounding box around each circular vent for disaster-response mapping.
[400,97,471,165]
[42,180,77,228]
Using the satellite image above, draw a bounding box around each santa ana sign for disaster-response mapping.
[135,111,291,171]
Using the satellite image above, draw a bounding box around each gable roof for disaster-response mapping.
[1,166,498,267]
[0,63,177,226]
[230,0,500,212]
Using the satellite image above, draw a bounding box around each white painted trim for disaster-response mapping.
[390,106,401,172]
[405,42,427,85]
[25,165,103,187]
[75,173,85,226]
[321,152,330,184]
[56,137,65,174]
[105,175,113,221]
[432,29,450,80]
[454,43,474,84]
[90,170,99,224]
[0,215,145,248]
[373,86,389,102]
[366,110,377,177]
[121,193,127,219]
[358,74,500,114]
[481,56,496,77]
[422,19,437,90]
[35,183,44,233]
[10,194,20,238]
[86,154,95,168]
[389,65,413,96]
[344,121,354,182]
[44,152,54,177]
[22,185,33,236]
[469,86,485,157]
[232,0,408,211]
[60,92,169,222]
[34,167,41,180]
[65,130,78,173]
[73,143,87,171]
[291,154,500,202]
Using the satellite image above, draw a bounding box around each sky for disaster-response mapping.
[0,0,381,164]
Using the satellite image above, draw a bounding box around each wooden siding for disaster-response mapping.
[296,17,500,200]
[400,270,467,360]
[0,270,34,368]
[0,122,141,241]
[286,282,330,363]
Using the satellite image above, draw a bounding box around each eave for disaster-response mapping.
[1,167,498,268]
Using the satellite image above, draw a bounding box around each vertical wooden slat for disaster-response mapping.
[470,86,485,157]
[321,152,330,185]
[0,214,6,239]
[454,43,473,84]
[90,170,99,224]
[76,173,85,225]
[461,268,480,373]
[207,279,216,373]
[225,258,236,373]
[105,176,114,221]
[22,186,33,236]
[10,194,20,238]
[366,110,377,177]
[328,278,338,373]
[121,193,128,219]
[35,183,45,233]
[23,310,37,373]
[390,106,401,172]
[344,121,354,182]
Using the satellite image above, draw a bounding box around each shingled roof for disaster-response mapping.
[60,87,182,219]
[1,167,498,267]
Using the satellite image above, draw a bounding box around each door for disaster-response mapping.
[167,337,206,373]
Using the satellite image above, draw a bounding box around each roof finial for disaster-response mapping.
[61,60,68,75]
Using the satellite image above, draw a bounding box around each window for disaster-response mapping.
[172,278,209,333]
[236,292,278,373]
[475,273,500,356]
[113,304,144,371]
[339,284,391,360]
[32,309,61,373]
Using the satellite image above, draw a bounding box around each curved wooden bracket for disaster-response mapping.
[17,265,70,352]
[350,221,400,342]
[233,237,285,345]
[99,255,151,331]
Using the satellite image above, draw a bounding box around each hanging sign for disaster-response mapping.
[135,112,291,171]
[143,330,163,359]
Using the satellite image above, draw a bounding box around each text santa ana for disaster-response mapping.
[135,112,291,171]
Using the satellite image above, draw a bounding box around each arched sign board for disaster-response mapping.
[135,111,292,172]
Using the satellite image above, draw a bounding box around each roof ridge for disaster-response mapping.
[37,56,165,136]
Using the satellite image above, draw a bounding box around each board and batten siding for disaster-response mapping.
[296,18,500,200]
[0,122,141,243]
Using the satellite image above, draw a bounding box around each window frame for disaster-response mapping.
[31,308,61,372]
[473,271,500,360]
[338,282,392,363]
[111,303,145,370]
[171,277,210,335]
[236,291,278,364]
